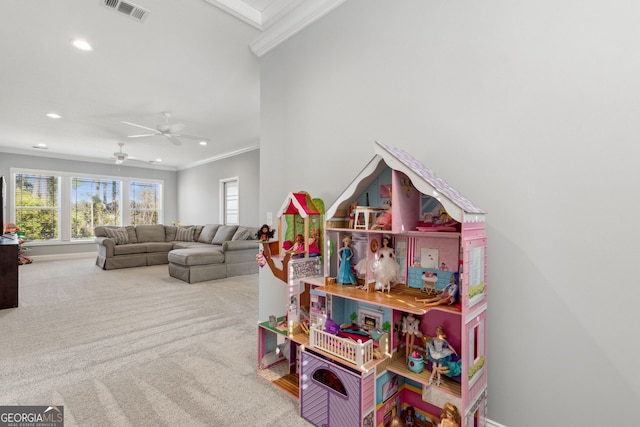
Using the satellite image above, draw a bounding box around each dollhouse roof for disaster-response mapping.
[277,192,321,218]
[326,142,486,223]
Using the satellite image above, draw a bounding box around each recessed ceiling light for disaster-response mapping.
[154,159,162,163]
[46,113,62,119]
[32,143,48,149]
[199,141,207,146]
[72,39,93,51]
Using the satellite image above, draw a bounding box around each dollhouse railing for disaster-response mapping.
[309,325,376,367]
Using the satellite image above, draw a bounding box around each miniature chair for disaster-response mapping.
[421,272,438,296]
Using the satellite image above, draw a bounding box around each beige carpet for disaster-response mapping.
[0,257,311,426]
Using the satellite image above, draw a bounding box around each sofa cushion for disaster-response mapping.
[125,225,138,243]
[104,227,129,245]
[135,224,166,242]
[114,243,147,255]
[168,248,225,266]
[145,242,174,253]
[172,241,214,249]
[198,224,220,243]
[164,225,177,242]
[175,226,195,242]
[193,225,204,242]
[232,226,253,241]
[211,225,238,245]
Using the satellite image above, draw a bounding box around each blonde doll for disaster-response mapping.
[439,402,460,427]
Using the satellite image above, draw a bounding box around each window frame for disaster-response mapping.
[219,177,239,226]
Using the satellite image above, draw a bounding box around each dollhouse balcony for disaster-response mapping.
[308,324,388,369]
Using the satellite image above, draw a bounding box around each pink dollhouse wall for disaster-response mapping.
[392,170,421,233]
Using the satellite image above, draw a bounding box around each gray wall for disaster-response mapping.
[177,148,260,226]
[259,1,639,426]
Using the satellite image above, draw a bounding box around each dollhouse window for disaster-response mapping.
[312,368,347,396]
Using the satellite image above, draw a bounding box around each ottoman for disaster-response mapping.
[168,247,226,284]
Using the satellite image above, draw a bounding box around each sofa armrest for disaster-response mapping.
[222,240,258,252]
[95,236,115,257]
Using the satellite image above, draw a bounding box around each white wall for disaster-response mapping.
[259,1,640,425]
[177,149,260,226]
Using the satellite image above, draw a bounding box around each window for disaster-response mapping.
[130,181,160,225]
[11,169,163,243]
[71,177,121,239]
[220,177,239,225]
[15,173,59,241]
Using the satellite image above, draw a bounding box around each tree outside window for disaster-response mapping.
[15,173,59,241]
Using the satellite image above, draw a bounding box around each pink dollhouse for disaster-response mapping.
[257,142,488,427]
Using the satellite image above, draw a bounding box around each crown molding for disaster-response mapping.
[203,0,264,29]
[249,0,348,57]
[177,143,259,170]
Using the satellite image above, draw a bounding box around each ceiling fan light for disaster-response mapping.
[199,141,207,146]
[115,159,124,165]
[46,113,62,119]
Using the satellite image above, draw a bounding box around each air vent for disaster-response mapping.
[102,0,149,22]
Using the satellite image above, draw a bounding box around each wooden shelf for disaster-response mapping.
[318,283,461,316]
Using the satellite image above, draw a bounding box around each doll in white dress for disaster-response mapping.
[402,313,422,360]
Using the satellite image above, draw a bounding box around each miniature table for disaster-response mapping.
[353,206,386,230]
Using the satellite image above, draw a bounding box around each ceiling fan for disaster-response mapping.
[113,143,129,164]
[122,112,209,146]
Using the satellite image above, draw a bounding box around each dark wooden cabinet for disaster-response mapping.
[0,237,19,309]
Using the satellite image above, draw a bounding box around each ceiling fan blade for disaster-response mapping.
[173,133,209,141]
[121,121,159,133]
[165,135,182,146]
[127,133,157,138]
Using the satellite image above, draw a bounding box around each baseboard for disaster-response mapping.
[487,419,508,427]
[28,252,96,262]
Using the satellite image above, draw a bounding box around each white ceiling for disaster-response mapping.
[0,0,345,170]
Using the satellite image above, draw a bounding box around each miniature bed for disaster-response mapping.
[308,325,388,367]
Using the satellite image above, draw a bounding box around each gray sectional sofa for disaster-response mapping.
[94,224,260,283]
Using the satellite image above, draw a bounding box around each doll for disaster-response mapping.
[439,403,461,427]
[307,229,321,257]
[256,224,274,241]
[348,201,358,229]
[370,209,392,230]
[403,406,416,427]
[426,326,457,386]
[371,246,399,292]
[337,235,357,284]
[415,273,459,307]
[401,313,422,360]
[291,234,305,252]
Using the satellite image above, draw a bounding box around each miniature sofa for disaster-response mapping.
[94,224,260,283]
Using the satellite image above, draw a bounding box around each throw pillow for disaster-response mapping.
[198,224,220,243]
[211,225,238,245]
[175,226,195,242]
[232,226,252,241]
[105,227,129,245]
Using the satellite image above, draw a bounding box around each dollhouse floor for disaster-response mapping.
[316,281,461,315]
[257,360,299,398]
